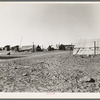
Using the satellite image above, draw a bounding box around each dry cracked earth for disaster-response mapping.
[0,51,100,92]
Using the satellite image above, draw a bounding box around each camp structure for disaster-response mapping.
[20,45,33,52]
[65,45,75,51]
[59,44,75,51]
[36,45,43,51]
[11,45,19,52]
[3,45,10,51]
[47,45,55,51]
[73,39,100,55]
[0,47,3,51]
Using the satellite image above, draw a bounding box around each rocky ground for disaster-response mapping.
[0,51,100,92]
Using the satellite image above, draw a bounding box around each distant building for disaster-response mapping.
[11,45,19,52]
[65,45,75,50]
[3,45,10,51]
[47,45,54,51]
[59,44,74,51]
[59,44,66,50]
[0,47,3,51]
[36,45,42,51]
[20,45,33,52]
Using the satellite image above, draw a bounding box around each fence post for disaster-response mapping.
[94,41,96,55]
[33,42,35,52]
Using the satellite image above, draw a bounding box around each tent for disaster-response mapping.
[73,39,100,55]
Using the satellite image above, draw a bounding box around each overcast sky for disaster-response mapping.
[0,2,100,47]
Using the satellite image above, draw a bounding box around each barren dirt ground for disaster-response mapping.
[0,51,100,92]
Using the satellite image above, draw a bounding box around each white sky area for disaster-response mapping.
[0,2,100,47]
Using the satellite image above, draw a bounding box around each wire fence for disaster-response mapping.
[73,38,100,55]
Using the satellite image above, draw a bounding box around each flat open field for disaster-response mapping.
[0,50,100,92]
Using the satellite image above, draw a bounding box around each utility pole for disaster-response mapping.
[94,41,96,55]
[19,36,22,51]
[42,45,44,50]
[19,36,22,47]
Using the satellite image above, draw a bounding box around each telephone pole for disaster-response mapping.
[19,36,22,47]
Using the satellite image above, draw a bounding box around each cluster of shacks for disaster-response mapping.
[0,45,35,52]
[2,39,100,56]
[0,44,75,52]
[0,45,19,52]
[1,38,100,56]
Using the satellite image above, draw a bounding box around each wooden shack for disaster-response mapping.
[20,45,33,52]
[11,45,19,52]
[3,45,10,51]
[65,45,75,51]
[59,44,74,51]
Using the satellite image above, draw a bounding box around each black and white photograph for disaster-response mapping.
[0,2,100,96]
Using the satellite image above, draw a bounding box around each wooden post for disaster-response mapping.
[94,41,96,55]
[32,42,35,52]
